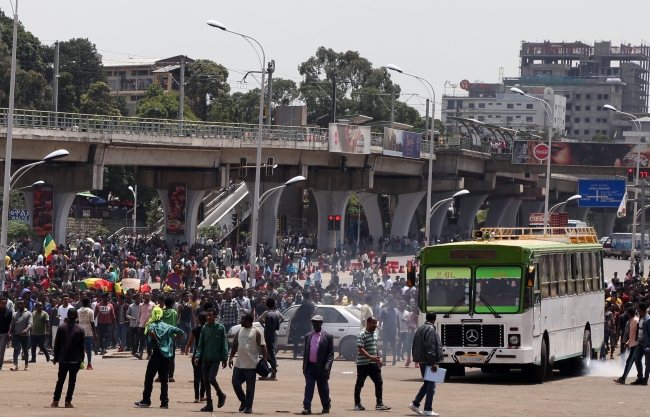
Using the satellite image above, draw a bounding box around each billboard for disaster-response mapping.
[9,209,29,225]
[329,124,371,154]
[33,184,53,238]
[578,179,626,207]
[166,184,186,235]
[383,127,421,159]
[511,140,638,167]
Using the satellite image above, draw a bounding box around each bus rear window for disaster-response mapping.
[450,250,497,260]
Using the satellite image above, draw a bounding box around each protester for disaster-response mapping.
[0,296,12,370]
[259,297,282,380]
[229,313,267,414]
[30,302,51,363]
[51,308,85,408]
[185,312,207,403]
[354,316,391,411]
[378,297,400,366]
[9,299,32,371]
[77,297,96,370]
[409,311,443,416]
[301,315,333,415]
[194,308,228,412]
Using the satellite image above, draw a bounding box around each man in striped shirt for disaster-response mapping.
[354,316,391,411]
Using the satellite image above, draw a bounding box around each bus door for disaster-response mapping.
[532,263,541,337]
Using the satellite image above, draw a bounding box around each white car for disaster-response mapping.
[227,305,361,361]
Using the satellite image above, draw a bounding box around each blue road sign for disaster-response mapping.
[578,180,626,207]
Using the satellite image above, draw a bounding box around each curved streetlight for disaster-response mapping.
[128,185,137,236]
[549,194,582,214]
[14,180,44,191]
[258,175,306,208]
[385,63,436,244]
[510,87,555,235]
[429,190,470,218]
[10,149,69,189]
[605,103,642,271]
[208,19,267,264]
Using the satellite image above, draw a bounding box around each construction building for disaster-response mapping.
[504,40,649,141]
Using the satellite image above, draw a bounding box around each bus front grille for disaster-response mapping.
[441,324,503,348]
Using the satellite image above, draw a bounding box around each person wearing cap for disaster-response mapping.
[301,315,333,415]
[51,307,85,408]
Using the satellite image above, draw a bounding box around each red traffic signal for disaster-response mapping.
[334,215,341,231]
[328,215,334,221]
[328,215,335,230]
[335,215,341,221]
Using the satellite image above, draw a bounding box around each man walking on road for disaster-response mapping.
[229,313,268,414]
[30,302,50,363]
[409,311,443,416]
[379,297,400,366]
[301,315,333,415]
[9,299,32,371]
[51,308,85,408]
[0,296,13,370]
[194,308,228,412]
[615,307,641,384]
[354,316,391,411]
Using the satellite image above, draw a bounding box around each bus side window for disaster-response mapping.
[575,253,584,294]
[549,254,558,298]
[557,253,567,296]
[583,251,592,293]
[540,254,549,299]
[566,253,575,295]
[591,252,601,291]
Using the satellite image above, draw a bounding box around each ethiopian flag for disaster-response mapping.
[43,233,56,261]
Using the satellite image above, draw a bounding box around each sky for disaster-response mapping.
[9,0,650,118]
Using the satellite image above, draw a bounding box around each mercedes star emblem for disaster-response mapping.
[466,329,479,343]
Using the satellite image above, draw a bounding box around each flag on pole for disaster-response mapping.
[43,233,56,261]
[617,191,628,218]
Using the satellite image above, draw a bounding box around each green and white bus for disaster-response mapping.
[417,227,604,383]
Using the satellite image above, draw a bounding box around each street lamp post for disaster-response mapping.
[14,180,44,191]
[208,20,266,266]
[548,194,582,214]
[128,185,137,237]
[511,87,555,235]
[429,190,470,218]
[0,149,69,290]
[605,104,643,272]
[385,64,436,245]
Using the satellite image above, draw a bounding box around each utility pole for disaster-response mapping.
[266,60,275,127]
[331,73,337,124]
[642,180,646,276]
[390,89,395,128]
[424,99,431,245]
[179,56,185,121]
[51,41,59,113]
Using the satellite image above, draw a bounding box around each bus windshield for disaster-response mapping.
[425,267,471,313]
[475,266,522,314]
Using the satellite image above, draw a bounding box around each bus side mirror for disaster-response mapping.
[407,265,416,287]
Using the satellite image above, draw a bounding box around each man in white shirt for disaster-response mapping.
[313,268,322,284]
[384,275,393,291]
[77,297,96,370]
[229,313,267,414]
[239,266,248,289]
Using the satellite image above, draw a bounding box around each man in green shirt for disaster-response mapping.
[135,306,184,410]
[194,308,228,412]
[30,302,50,363]
[354,316,390,411]
[160,297,179,383]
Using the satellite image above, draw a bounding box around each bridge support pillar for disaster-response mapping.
[592,210,616,238]
[485,198,522,228]
[429,192,457,242]
[566,206,590,222]
[358,192,383,244]
[454,194,488,237]
[312,190,352,252]
[518,201,545,227]
[21,190,76,247]
[158,188,207,246]
[390,191,426,242]
[246,182,285,251]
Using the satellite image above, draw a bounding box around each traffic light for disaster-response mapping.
[629,168,650,182]
[334,214,341,231]
[266,157,274,176]
[629,168,635,182]
[328,215,334,230]
[406,264,416,287]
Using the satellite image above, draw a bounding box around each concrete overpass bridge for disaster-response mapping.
[0,108,623,250]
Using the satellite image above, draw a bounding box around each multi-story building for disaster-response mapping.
[441,83,566,137]
[103,55,193,115]
[504,40,649,141]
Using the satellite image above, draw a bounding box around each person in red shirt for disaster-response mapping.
[41,277,50,291]
[94,293,116,355]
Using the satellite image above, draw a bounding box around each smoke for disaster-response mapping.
[584,358,627,377]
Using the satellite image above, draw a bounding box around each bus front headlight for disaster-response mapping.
[508,334,520,346]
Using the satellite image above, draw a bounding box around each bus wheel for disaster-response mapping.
[528,338,548,383]
[574,330,592,374]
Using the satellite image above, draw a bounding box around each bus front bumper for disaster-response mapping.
[441,347,535,366]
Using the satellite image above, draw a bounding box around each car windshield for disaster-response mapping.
[345,307,361,319]
[474,266,522,314]
[425,267,471,313]
[281,305,298,320]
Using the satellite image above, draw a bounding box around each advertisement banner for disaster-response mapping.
[33,184,53,238]
[329,124,371,154]
[383,128,421,159]
[9,209,30,225]
[511,140,637,167]
[167,184,186,235]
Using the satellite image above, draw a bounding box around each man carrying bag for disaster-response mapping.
[409,312,443,416]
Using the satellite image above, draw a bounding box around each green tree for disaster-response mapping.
[271,78,298,106]
[592,132,611,142]
[92,226,110,241]
[14,68,50,110]
[231,89,261,124]
[52,38,106,109]
[80,81,123,116]
[6,221,33,241]
[57,72,78,112]
[199,225,219,238]
[136,83,197,120]
[434,119,446,135]
[0,9,48,75]
[185,60,230,121]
